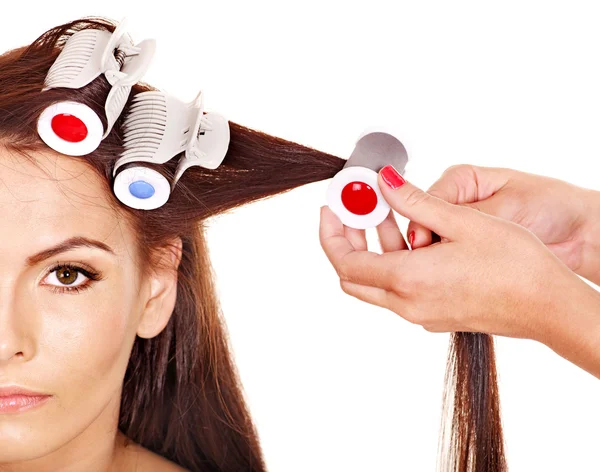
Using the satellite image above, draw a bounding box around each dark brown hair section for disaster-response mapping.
[437,333,507,472]
[0,16,506,471]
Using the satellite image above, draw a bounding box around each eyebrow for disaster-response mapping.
[26,236,116,266]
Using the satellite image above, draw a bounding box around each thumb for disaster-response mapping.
[377,165,472,241]
[407,187,501,248]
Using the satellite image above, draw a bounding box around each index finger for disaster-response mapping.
[319,205,406,291]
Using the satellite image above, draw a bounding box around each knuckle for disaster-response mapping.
[422,323,442,333]
[390,269,410,293]
[336,256,351,281]
[403,187,430,209]
[394,272,427,298]
[402,308,424,326]
[410,273,427,293]
[421,322,434,332]
[339,279,352,294]
[337,265,350,282]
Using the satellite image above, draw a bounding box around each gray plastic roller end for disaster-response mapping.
[344,131,408,175]
[326,130,409,230]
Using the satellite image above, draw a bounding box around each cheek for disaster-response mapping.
[42,292,136,393]
[0,289,139,462]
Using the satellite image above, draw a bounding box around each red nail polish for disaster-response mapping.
[380,165,406,189]
[409,231,415,247]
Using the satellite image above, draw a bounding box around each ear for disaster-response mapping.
[136,236,183,339]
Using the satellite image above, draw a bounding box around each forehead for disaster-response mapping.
[0,147,132,259]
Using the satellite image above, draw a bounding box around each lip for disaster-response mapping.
[0,385,49,397]
[0,386,52,414]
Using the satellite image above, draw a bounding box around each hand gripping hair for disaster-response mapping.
[36,17,230,210]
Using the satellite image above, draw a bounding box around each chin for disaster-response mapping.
[0,404,64,462]
[0,430,57,462]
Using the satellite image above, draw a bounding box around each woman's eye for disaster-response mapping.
[44,263,102,294]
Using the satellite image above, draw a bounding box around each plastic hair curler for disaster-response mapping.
[112,89,230,210]
[326,128,409,229]
[37,18,156,156]
[35,16,231,211]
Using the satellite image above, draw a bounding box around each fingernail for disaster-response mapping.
[409,231,415,248]
[380,165,406,189]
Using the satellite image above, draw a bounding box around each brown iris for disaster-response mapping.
[56,267,77,285]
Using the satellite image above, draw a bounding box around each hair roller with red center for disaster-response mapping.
[326,128,409,229]
[36,17,155,156]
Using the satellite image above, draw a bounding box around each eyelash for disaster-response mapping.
[45,262,104,295]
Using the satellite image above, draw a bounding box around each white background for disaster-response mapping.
[3,1,600,471]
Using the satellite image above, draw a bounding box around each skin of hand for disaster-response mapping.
[407,164,600,287]
[319,169,599,351]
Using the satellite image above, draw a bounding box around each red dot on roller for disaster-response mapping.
[51,113,88,143]
[341,181,378,215]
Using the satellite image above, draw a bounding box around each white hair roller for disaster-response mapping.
[326,129,409,229]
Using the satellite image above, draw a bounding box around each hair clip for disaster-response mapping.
[35,17,230,211]
[36,17,155,156]
[112,89,231,210]
[326,128,409,229]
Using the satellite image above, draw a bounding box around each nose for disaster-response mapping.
[0,289,35,363]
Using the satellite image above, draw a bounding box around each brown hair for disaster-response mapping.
[437,333,507,472]
[0,16,507,472]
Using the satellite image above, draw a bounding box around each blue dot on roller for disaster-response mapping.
[129,180,155,199]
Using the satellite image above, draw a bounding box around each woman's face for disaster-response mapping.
[0,148,162,463]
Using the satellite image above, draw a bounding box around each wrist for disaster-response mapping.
[538,273,600,379]
[576,188,600,286]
